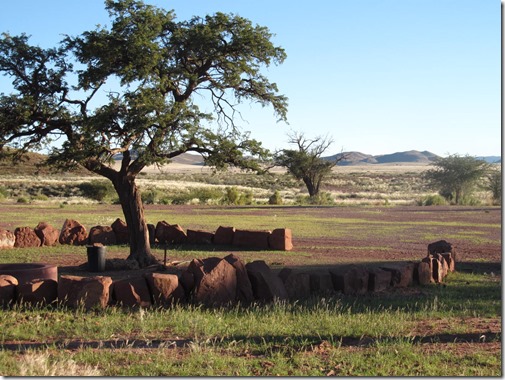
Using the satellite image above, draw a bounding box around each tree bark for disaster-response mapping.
[112,174,158,267]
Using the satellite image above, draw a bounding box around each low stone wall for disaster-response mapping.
[0,240,457,310]
[0,219,293,251]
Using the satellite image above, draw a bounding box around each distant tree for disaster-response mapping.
[423,154,490,205]
[0,0,287,267]
[274,131,344,198]
[486,167,501,205]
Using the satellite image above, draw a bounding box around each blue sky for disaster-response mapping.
[0,0,501,157]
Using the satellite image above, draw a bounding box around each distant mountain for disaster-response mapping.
[477,156,501,164]
[326,150,501,165]
[326,150,440,165]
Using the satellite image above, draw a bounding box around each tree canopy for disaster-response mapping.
[423,154,490,205]
[274,131,343,198]
[0,0,288,266]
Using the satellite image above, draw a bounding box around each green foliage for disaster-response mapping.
[423,154,490,205]
[0,185,8,200]
[78,180,115,202]
[417,194,447,206]
[16,196,29,203]
[222,186,253,205]
[485,168,501,205]
[275,132,339,197]
[268,190,283,205]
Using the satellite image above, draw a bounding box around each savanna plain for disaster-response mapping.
[0,161,501,376]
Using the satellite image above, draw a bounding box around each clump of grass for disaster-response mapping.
[17,352,101,376]
[417,194,447,206]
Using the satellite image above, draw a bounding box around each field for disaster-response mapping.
[0,163,501,376]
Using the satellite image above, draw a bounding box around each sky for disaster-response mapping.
[0,0,501,157]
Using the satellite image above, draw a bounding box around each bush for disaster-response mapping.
[417,194,447,206]
[17,196,30,204]
[222,186,254,205]
[78,180,115,202]
[268,190,283,205]
[141,189,160,204]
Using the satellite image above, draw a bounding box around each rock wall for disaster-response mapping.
[0,219,293,251]
[0,241,456,310]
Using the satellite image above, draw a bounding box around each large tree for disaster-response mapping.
[423,154,490,205]
[274,131,344,198]
[0,0,287,267]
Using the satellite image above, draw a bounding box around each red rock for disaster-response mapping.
[187,257,237,306]
[213,226,235,246]
[59,219,88,245]
[433,253,449,280]
[112,277,152,308]
[224,254,254,303]
[88,225,117,245]
[428,239,453,255]
[441,252,455,272]
[416,260,433,285]
[186,229,214,245]
[279,268,311,300]
[58,275,112,309]
[34,222,59,246]
[144,273,185,306]
[111,218,129,245]
[330,265,369,295]
[17,279,58,306]
[380,262,415,288]
[309,272,335,294]
[268,228,293,251]
[155,221,187,244]
[368,268,392,292]
[0,275,18,307]
[14,227,41,248]
[233,230,271,250]
[245,260,288,302]
[0,228,15,249]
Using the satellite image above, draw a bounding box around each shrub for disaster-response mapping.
[222,186,254,205]
[17,196,30,204]
[141,188,160,204]
[0,186,8,200]
[417,194,447,206]
[268,190,283,205]
[78,180,115,202]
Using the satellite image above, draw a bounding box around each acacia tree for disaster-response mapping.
[0,0,287,267]
[423,154,490,205]
[274,131,344,198]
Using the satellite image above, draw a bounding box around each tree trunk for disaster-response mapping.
[112,174,158,267]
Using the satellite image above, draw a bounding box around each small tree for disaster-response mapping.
[486,167,501,205]
[423,154,490,205]
[0,0,287,267]
[274,132,344,198]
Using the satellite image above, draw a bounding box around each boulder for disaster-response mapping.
[268,228,293,251]
[155,221,187,245]
[13,227,41,248]
[428,240,456,261]
[180,270,195,297]
[278,268,311,300]
[112,277,152,308]
[330,265,369,295]
[144,273,185,306]
[111,218,129,245]
[186,229,214,245]
[423,256,444,283]
[88,225,117,245]
[433,253,449,280]
[0,228,15,249]
[148,224,156,245]
[368,268,392,292]
[245,260,288,302]
[58,275,112,309]
[309,272,335,294]
[213,226,235,246]
[441,252,455,272]
[17,279,58,306]
[0,275,18,307]
[59,219,88,246]
[416,260,433,285]
[186,257,237,306]
[224,254,254,303]
[233,229,271,250]
[380,262,415,288]
[34,222,59,246]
